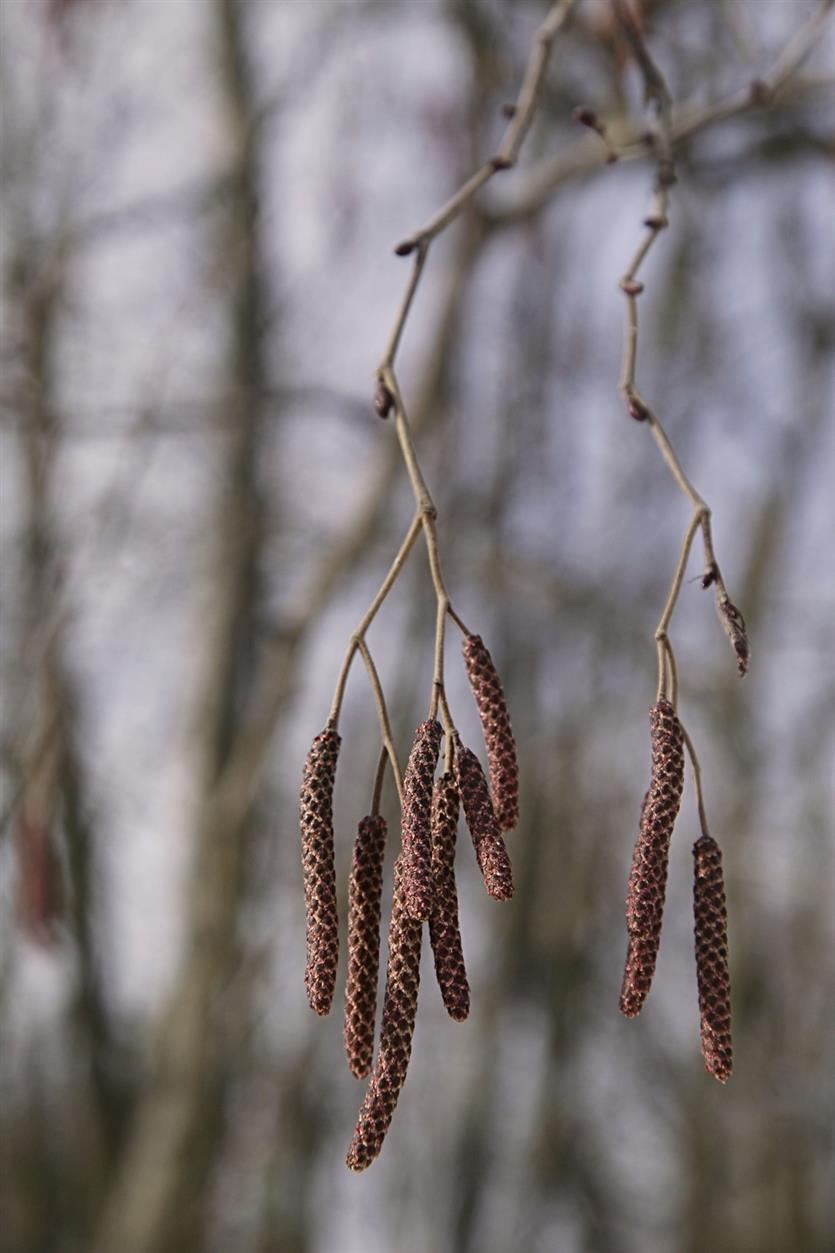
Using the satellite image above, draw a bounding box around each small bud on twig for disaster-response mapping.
[394,239,416,257]
[627,394,652,422]
[373,378,394,419]
[620,278,645,296]
[573,105,601,131]
[749,78,772,107]
[701,561,719,589]
[501,103,517,119]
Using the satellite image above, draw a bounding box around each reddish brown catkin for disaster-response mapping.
[346,856,423,1171]
[693,835,733,1082]
[400,719,442,921]
[344,815,388,1078]
[619,700,684,1017]
[461,634,519,832]
[455,745,514,901]
[428,773,470,1021]
[299,725,341,1015]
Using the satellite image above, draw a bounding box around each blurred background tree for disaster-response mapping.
[1,1,833,1251]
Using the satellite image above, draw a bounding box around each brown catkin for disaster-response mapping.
[346,856,422,1170]
[428,774,470,1021]
[462,634,519,831]
[400,719,442,921]
[693,835,733,1082]
[344,815,388,1078]
[299,725,341,1015]
[619,700,684,1017]
[455,745,514,901]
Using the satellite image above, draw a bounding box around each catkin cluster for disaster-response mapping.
[299,630,519,1168]
[619,701,734,1081]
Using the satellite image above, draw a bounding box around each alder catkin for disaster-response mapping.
[344,814,388,1078]
[428,773,470,1021]
[693,835,733,1082]
[346,856,422,1170]
[455,745,514,901]
[619,700,684,1017]
[400,719,442,921]
[299,724,341,1016]
[461,634,519,832]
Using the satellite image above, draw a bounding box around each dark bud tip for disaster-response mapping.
[573,105,599,130]
[657,160,677,189]
[605,151,620,165]
[749,78,772,107]
[620,278,645,296]
[643,214,668,231]
[701,562,719,589]
[627,395,651,422]
[501,103,517,119]
[490,154,512,172]
[394,240,416,257]
[373,379,393,419]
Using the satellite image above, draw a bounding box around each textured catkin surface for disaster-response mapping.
[462,634,519,832]
[344,815,388,1077]
[456,745,514,900]
[619,700,684,1017]
[346,857,423,1171]
[299,725,341,1015]
[428,773,470,1021]
[401,719,443,921]
[693,835,733,1082]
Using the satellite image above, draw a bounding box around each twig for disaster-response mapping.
[391,0,577,260]
[498,0,834,223]
[336,3,577,773]
[680,723,710,839]
[614,4,750,691]
[328,512,423,726]
[356,639,403,805]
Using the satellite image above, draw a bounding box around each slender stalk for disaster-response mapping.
[680,723,710,839]
[356,639,403,805]
[370,746,389,816]
[328,513,422,726]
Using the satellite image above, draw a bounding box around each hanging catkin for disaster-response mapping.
[346,856,422,1170]
[693,834,733,1082]
[455,745,514,901]
[299,724,341,1015]
[462,634,519,832]
[619,700,684,1017]
[428,773,470,1021]
[400,719,442,921]
[344,814,388,1077]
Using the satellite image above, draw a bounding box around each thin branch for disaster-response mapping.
[356,639,403,805]
[391,0,576,261]
[614,8,752,688]
[328,512,423,727]
[680,723,710,839]
[499,0,834,223]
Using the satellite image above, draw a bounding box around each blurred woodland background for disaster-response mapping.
[1,1,834,1251]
